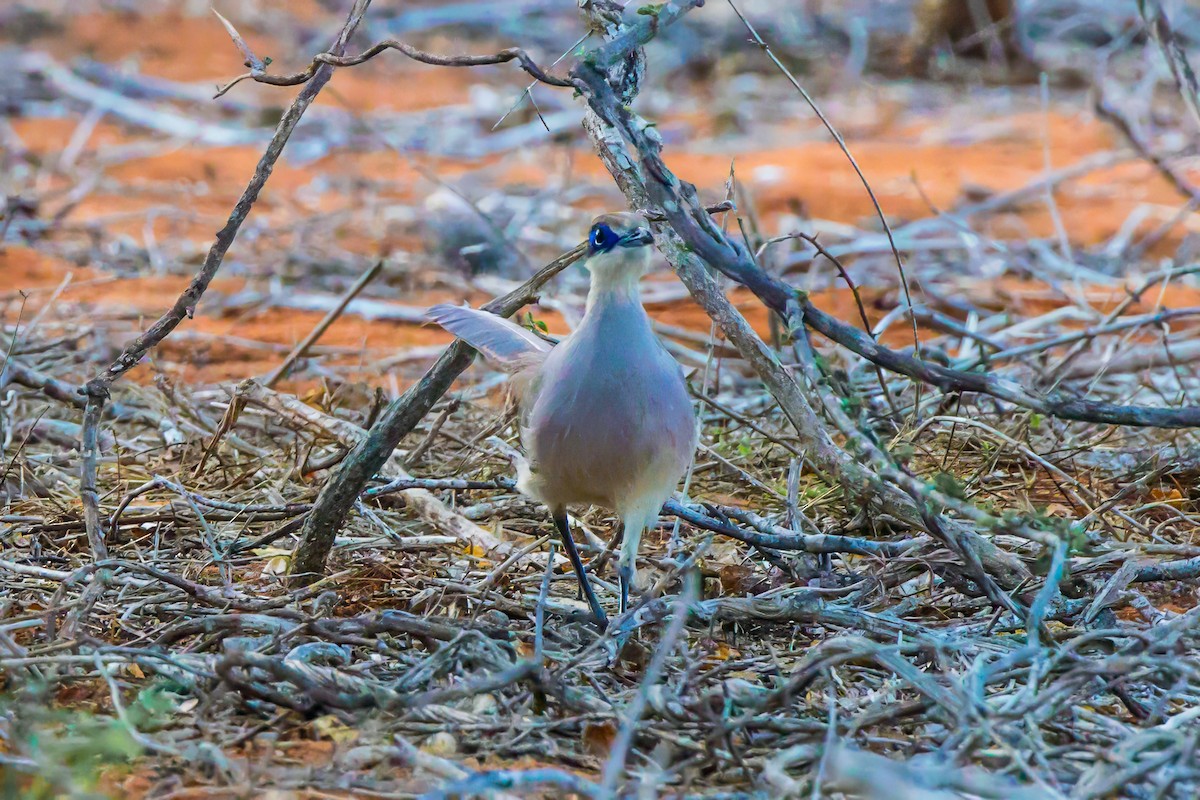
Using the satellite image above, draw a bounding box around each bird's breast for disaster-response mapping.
[520,305,695,511]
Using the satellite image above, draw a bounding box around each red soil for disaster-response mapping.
[5,6,1199,390]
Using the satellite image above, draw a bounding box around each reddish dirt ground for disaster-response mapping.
[4,8,1198,388]
[6,6,1200,798]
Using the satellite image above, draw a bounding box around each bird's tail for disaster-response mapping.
[425,304,552,374]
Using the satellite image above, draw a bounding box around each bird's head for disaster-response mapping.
[583,212,654,293]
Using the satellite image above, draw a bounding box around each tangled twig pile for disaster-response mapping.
[5,0,1200,797]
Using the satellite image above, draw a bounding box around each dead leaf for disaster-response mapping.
[718,564,767,596]
[711,642,741,661]
[262,554,290,576]
[421,731,458,757]
[581,719,617,758]
[1150,486,1185,506]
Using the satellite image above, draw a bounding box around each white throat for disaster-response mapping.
[584,248,650,311]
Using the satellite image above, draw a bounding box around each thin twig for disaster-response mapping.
[195,260,383,474]
[214,36,573,98]
[600,573,696,794]
[724,0,921,359]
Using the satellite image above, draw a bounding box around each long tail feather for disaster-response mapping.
[426,304,551,373]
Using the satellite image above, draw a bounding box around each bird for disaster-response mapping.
[426,212,697,630]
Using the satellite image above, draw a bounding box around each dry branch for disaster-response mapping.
[288,243,587,583]
[76,0,372,561]
[1095,93,1200,203]
[213,30,573,98]
[1138,0,1200,133]
[4,360,85,408]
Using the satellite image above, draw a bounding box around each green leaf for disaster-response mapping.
[637,3,666,15]
[522,312,550,334]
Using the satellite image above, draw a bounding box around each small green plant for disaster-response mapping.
[522,311,549,333]
[932,471,968,500]
[1,680,177,799]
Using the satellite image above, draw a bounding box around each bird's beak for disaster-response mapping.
[618,227,654,248]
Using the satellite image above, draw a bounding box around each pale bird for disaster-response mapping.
[426,212,697,629]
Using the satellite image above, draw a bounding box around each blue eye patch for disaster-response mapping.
[589,223,618,253]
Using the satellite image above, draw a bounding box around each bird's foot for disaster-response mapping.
[551,511,609,633]
[604,625,646,670]
[618,564,634,617]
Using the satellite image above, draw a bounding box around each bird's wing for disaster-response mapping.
[426,304,552,373]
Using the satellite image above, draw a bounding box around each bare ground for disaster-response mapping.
[3,1,1200,797]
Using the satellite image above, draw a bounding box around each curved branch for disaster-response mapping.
[574,61,1200,430]
[216,40,573,98]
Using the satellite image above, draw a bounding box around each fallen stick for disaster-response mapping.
[17,52,264,147]
[195,260,383,474]
[238,380,506,560]
[217,287,429,323]
[78,0,373,562]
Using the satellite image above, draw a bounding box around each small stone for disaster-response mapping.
[478,609,510,628]
[421,731,458,758]
[471,693,498,716]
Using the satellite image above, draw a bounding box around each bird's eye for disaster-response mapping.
[589,224,612,251]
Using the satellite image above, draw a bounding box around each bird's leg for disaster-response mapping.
[552,510,608,631]
[617,518,644,617]
[578,520,633,599]
[610,521,626,608]
[618,563,632,616]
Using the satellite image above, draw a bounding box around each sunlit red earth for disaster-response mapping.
[3,3,1199,794]
[4,4,1199,396]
